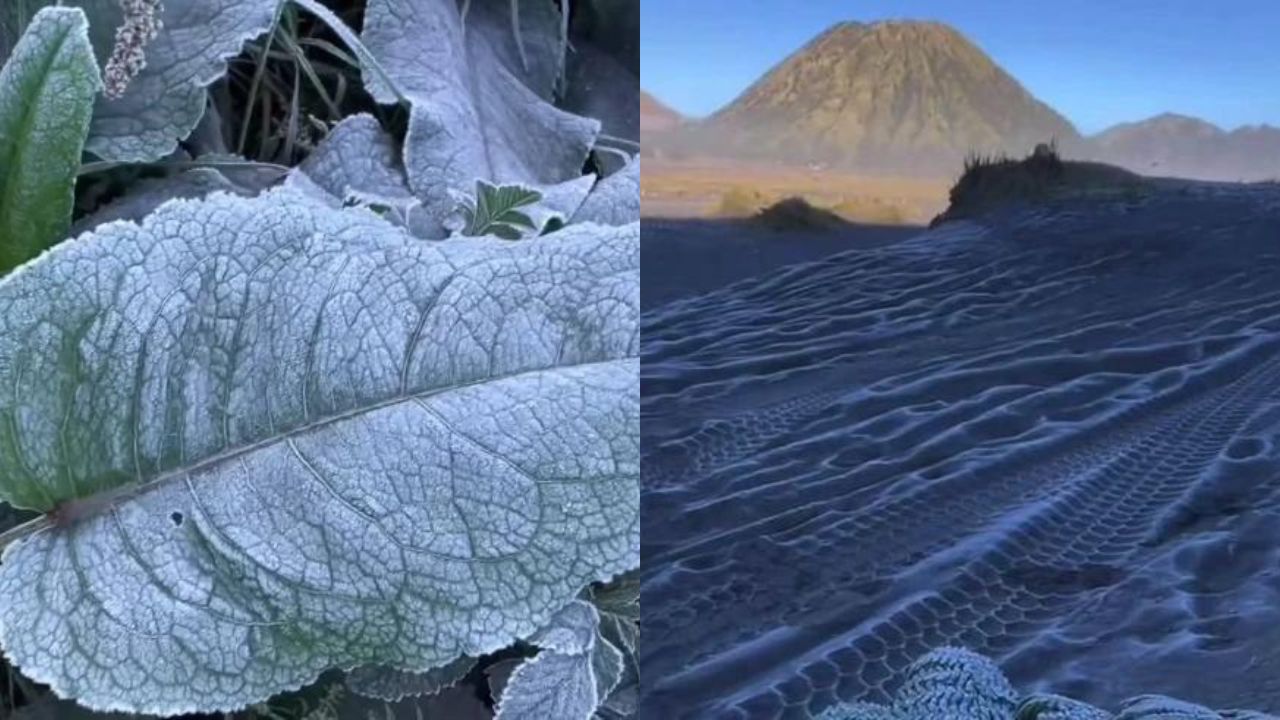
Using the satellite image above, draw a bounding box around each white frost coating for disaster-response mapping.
[574,158,639,226]
[464,0,565,100]
[292,114,594,239]
[494,600,624,720]
[80,0,278,161]
[0,189,640,714]
[526,174,596,235]
[362,0,600,231]
[346,655,476,701]
[70,168,252,235]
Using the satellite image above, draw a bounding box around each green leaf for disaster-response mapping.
[499,210,536,230]
[464,180,544,239]
[0,188,639,714]
[541,216,567,236]
[0,6,100,274]
[490,224,524,240]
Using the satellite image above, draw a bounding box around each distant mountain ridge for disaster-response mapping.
[641,91,682,133]
[1088,113,1280,181]
[644,21,1280,181]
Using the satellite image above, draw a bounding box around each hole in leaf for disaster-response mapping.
[170,511,184,527]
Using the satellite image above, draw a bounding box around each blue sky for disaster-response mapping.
[641,0,1280,134]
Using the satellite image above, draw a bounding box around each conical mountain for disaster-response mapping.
[688,20,1082,174]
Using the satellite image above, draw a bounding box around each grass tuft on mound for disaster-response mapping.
[932,142,1150,226]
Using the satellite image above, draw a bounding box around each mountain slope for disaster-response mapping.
[680,21,1080,174]
[641,91,682,133]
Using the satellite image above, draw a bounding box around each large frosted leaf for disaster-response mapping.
[562,44,639,143]
[0,7,101,274]
[0,189,640,713]
[69,167,256,236]
[362,0,599,230]
[494,599,624,720]
[287,114,416,207]
[574,158,639,227]
[76,0,277,162]
[285,114,443,238]
[288,112,593,240]
[346,655,476,701]
[464,0,565,100]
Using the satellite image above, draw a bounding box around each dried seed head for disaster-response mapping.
[102,0,163,100]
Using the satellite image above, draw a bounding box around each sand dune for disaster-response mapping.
[640,182,1280,718]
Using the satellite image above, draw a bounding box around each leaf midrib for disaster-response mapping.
[48,355,634,519]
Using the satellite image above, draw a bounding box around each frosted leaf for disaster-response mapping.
[575,158,639,226]
[0,7,101,273]
[362,0,599,232]
[495,600,625,720]
[0,190,640,714]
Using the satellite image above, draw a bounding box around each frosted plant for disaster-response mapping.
[815,648,1280,720]
[101,0,163,99]
[0,2,638,717]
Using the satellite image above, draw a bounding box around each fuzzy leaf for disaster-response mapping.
[495,600,624,720]
[562,44,638,143]
[0,189,640,714]
[464,180,543,237]
[287,114,416,209]
[0,6,100,274]
[75,0,278,162]
[346,655,477,702]
[464,0,565,99]
[575,158,639,227]
[361,0,599,230]
[70,167,255,236]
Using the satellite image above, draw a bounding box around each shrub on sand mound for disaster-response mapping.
[753,196,851,232]
[932,142,1149,226]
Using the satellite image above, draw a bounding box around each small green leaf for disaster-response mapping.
[463,180,544,239]
[501,210,536,229]
[0,6,100,274]
[540,216,566,236]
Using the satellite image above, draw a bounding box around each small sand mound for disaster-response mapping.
[713,189,912,229]
[932,143,1149,226]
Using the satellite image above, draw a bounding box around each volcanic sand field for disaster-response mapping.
[640,159,949,224]
[640,182,1280,718]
